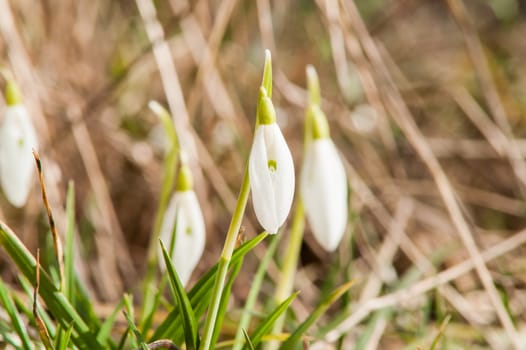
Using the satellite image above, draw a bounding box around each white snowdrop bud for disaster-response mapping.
[0,81,38,207]
[158,163,205,286]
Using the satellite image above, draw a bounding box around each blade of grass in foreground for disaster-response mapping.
[210,258,243,349]
[233,235,280,350]
[245,291,299,350]
[96,297,125,345]
[0,277,33,350]
[124,295,148,350]
[64,181,76,303]
[242,329,255,350]
[0,221,101,349]
[150,231,268,342]
[430,315,451,350]
[279,281,354,349]
[55,324,73,350]
[160,241,199,350]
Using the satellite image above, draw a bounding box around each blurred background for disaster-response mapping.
[1,0,526,348]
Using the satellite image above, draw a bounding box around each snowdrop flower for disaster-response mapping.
[301,67,348,251]
[159,161,205,286]
[0,81,38,207]
[248,86,295,234]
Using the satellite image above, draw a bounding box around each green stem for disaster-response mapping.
[265,201,305,350]
[201,166,253,350]
[232,235,280,350]
[140,103,179,329]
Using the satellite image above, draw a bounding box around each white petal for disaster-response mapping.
[249,124,295,233]
[249,126,279,233]
[158,191,206,286]
[0,105,38,207]
[266,125,295,227]
[301,139,348,251]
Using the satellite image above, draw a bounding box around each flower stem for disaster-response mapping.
[266,200,305,350]
[201,166,253,350]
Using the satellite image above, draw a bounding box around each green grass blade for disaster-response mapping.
[55,324,74,350]
[210,258,243,349]
[279,281,354,349]
[242,329,255,350]
[430,315,451,350]
[233,235,279,350]
[150,232,267,342]
[97,298,125,345]
[124,294,148,350]
[0,221,101,349]
[0,278,33,350]
[246,291,299,349]
[160,240,199,350]
[64,181,75,302]
[17,275,56,338]
[116,327,130,350]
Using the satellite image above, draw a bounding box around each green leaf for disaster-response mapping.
[210,258,243,349]
[280,281,354,349]
[97,298,125,345]
[246,291,299,349]
[123,295,148,350]
[242,329,255,350]
[160,240,199,350]
[0,221,101,349]
[55,324,74,350]
[140,101,180,335]
[233,235,280,350]
[16,275,56,338]
[0,277,33,350]
[430,315,451,350]
[150,232,268,342]
[64,181,75,303]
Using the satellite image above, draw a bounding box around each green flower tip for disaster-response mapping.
[262,49,272,99]
[5,80,22,106]
[176,161,194,192]
[257,87,276,125]
[308,105,330,139]
[306,65,320,106]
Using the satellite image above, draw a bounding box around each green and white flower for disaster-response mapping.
[0,81,38,207]
[249,87,295,234]
[159,162,205,286]
[301,66,348,251]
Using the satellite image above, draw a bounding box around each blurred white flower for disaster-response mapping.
[158,190,205,286]
[0,104,38,207]
[301,139,348,251]
[249,123,295,234]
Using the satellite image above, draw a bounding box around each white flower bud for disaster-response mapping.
[301,139,348,251]
[249,123,295,234]
[158,190,205,286]
[0,104,38,207]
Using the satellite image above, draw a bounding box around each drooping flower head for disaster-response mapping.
[0,80,38,207]
[301,66,348,251]
[248,51,295,234]
[159,158,205,286]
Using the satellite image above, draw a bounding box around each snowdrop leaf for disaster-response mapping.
[160,240,199,350]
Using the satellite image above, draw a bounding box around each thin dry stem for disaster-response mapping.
[338,1,521,346]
